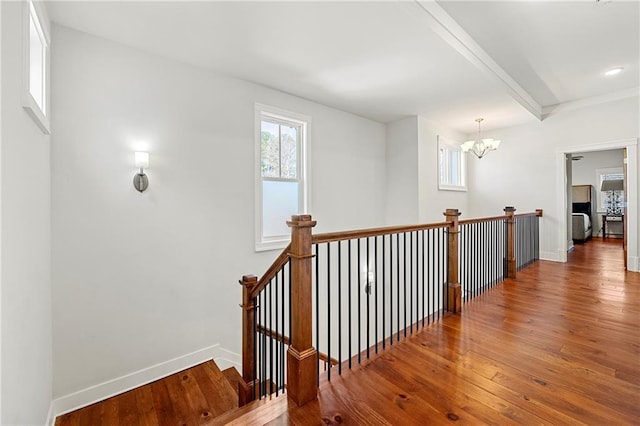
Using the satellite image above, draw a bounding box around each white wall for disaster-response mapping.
[572,149,624,235]
[1,2,53,425]
[50,25,387,399]
[467,97,639,263]
[385,116,469,225]
[418,117,468,222]
[386,117,419,224]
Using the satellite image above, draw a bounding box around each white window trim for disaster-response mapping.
[22,0,50,134]
[438,136,467,192]
[255,103,311,252]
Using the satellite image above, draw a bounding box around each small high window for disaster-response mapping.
[438,136,466,191]
[22,0,50,133]
[255,104,310,251]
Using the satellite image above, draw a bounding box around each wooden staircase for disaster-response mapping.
[54,360,247,425]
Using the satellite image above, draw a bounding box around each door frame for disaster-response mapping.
[556,138,638,271]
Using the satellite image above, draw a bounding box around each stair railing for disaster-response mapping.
[239,207,542,407]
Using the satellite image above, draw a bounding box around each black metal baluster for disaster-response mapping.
[269,279,273,395]
[460,225,464,301]
[374,236,379,354]
[382,234,386,349]
[429,229,433,324]
[493,220,497,285]
[338,241,342,376]
[357,238,361,364]
[261,290,266,398]
[289,261,292,356]
[437,228,441,319]
[536,216,540,260]
[348,240,352,370]
[315,244,319,383]
[366,237,370,359]
[445,227,449,311]
[409,231,413,334]
[396,233,400,341]
[403,232,407,337]
[476,223,479,296]
[482,222,486,290]
[275,273,279,396]
[421,229,425,327]
[280,266,285,393]
[327,242,331,381]
[388,234,392,345]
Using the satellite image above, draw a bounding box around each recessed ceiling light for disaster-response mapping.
[605,67,624,76]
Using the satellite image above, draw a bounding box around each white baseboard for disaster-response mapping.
[540,250,563,262]
[213,347,242,371]
[48,344,241,425]
[628,256,639,272]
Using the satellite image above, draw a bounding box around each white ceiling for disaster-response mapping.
[46,0,639,134]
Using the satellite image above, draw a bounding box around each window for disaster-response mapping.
[596,167,624,212]
[255,104,310,251]
[22,0,50,133]
[438,136,466,191]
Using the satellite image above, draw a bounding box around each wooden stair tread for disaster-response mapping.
[55,359,240,425]
[221,366,243,396]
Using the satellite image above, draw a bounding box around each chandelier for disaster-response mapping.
[461,118,501,159]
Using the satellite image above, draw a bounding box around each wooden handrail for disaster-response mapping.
[312,221,451,244]
[256,325,338,366]
[515,209,544,218]
[249,243,291,299]
[459,215,506,225]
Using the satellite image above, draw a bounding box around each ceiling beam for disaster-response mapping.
[414,0,543,121]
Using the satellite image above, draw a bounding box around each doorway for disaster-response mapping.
[557,139,638,271]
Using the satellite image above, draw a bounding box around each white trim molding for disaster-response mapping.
[21,0,51,134]
[542,87,639,119]
[48,344,241,424]
[540,251,563,263]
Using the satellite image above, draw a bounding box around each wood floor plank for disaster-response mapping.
[117,389,141,426]
[134,386,159,426]
[164,370,201,426]
[149,378,178,426]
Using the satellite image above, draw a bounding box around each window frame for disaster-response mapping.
[438,136,467,192]
[255,103,311,252]
[22,0,50,134]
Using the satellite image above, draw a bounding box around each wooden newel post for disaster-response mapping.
[504,207,517,279]
[444,209,461,313]
[286,214,318,406]
[239,274,258,405]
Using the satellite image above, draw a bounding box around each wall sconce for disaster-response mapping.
[133,151,149,193]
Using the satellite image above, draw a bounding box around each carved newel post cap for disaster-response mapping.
[443,208,461,217]
[287,214,317,228]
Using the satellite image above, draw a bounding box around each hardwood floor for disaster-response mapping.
[57,239,640,425]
